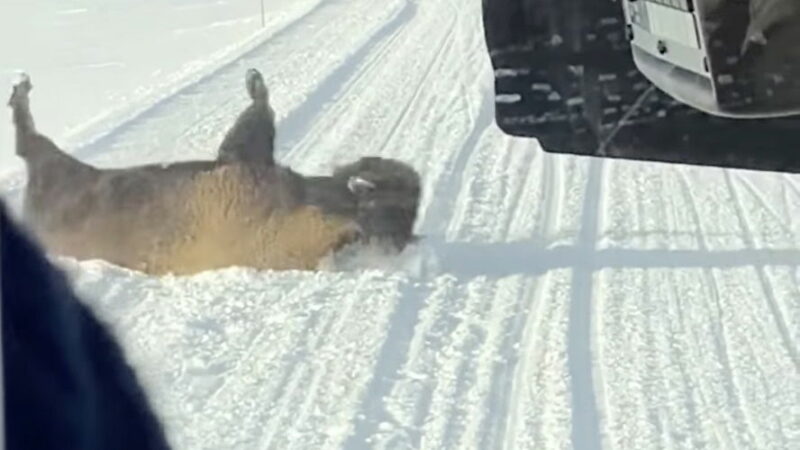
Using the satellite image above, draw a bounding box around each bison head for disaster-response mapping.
[332,157,421,251]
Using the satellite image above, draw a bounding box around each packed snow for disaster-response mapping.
[1,1,799,449]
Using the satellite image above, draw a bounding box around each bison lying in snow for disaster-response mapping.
[7,69,420,275]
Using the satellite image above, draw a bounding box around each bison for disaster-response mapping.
[7,69,421,275]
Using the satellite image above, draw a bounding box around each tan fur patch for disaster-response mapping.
[37,164,358,276]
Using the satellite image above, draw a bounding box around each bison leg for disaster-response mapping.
[217,68,276,166]
[7,72,85,170]
[8,73,36,151]
[8,73,97,234]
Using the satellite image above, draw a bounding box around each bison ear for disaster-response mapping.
[347,176,376,195]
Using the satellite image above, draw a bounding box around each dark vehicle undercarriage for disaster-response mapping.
[482,0,800,173]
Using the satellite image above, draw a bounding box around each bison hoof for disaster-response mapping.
[245,68,267,101]
[8,71,32,106]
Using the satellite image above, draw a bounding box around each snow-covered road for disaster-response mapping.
[2,0,798,449]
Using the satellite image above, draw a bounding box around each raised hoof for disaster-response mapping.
[8,72,32,107]
[245,68,267,101]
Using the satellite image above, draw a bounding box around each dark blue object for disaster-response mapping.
[1,201,171,450]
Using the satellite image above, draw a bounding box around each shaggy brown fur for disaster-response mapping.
[37,165,358,275]
[8,70,417,275]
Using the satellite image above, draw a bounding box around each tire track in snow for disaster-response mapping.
[612,181,683,447]
[418,87,494,236]
[359,276,460,449]
[444,277,535,450]
[474,277,537,450]
[351,277,491,449]
[277,0,418,162]
[672,170,771,448]
[411,278,510,449]
[411,285,491,447]
[538,154,559,242]
[673,172,745,450]
[703,269,763,450]
[595,269,652,449]
[370,17,457,160]
[783,174,800,202]
[667,173,735,448]
[441,132,521,242]
[500,273,551,450]
[779,181,799,238]
[501,271,574,450]
[517,149,564,246]
[395,17,494,238]
[733,173,795,240]
[658,269,710,448]
[433,280,500,448]
[363,0,476,168]
[257,276,372,449]
[256,291,350,448]
[500,142,542,242]
[345,274,541,448]
[279,277,413,448]
[345,276,472,449]
[342,280,430,450]
[281,0,457,173]
[187,279,334,448]
[452,144,568,449]
[494,151,568,450]
[645,273,668,445]
[148,272,404,450]
[494,143,540,241]
[723,172,800,369]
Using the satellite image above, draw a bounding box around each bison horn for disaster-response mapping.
[347,176,376,195]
